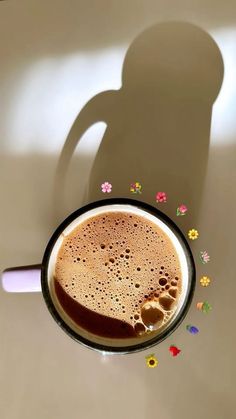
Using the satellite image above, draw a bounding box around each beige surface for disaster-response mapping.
[0,1,236,418]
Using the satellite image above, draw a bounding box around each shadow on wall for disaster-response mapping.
[55,21,224,231]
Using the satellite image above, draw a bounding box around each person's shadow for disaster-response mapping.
[54,21,223,232]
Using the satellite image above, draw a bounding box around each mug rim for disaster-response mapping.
[41,198,196,354]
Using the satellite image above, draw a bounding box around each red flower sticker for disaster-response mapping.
[169,345,181,357]
[156,192,167,203]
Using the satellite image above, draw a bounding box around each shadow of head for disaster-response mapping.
[55,21,224,228]
[122,21,223,103]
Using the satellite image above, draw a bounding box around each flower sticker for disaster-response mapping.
[200,251,210,264]
[186,325,199,334]
[130,182,142,194]
[101,181,112,193]
[145,354,158,368]
[169,345,181,357]
[176,204,188,216]
[200,276,211,287]
[156,192,167,203]
[197,301,212,313]
[188,229,199,240]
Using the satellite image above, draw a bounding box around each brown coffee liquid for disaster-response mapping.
[54,211,182,339]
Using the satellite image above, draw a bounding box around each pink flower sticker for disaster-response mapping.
[156,192,167,203]
[177,204,188,216]
[101,182,112,193]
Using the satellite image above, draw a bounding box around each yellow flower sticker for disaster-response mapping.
[200,276,211,287]
[145,354,158,368]
[188,229,199,240]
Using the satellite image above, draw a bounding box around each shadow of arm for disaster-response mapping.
[54,90,116,201]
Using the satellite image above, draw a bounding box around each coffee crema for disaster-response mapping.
[54,211,182,339]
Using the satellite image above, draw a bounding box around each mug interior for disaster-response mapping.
[42,198,195,354]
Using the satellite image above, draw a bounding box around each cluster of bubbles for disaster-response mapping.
[55,211,182,336]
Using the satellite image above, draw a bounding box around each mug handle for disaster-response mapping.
[1,265,42,292]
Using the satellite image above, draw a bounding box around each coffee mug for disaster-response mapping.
[1,198,195,354]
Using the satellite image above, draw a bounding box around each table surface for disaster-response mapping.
[0,1,235,419]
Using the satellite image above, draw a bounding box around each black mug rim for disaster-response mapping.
[41,198,196,354]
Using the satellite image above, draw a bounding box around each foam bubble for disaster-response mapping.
[141,301,164,329]
[159,277,167,286]
[169,288,177,298]
[159,295,176,311]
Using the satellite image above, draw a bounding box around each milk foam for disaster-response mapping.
[47,204,189,339]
